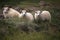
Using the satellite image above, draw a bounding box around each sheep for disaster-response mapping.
[2,5,22,18]
[34,10,51,22]
[34,10,40,20]
[21,10,34,22]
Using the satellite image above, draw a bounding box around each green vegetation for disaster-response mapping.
[0,0,60,40]
[0,9,60,40]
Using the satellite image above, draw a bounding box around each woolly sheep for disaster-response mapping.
[34,10,40,20]
[21,10,34,21]
[34,10,51,22]
[3,6,22,18]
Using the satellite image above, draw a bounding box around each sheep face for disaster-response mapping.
[22,10,26,13]
[34,10,40,19]
[35,10,40,15]
[3,7,9,14]
[21,10,26,15]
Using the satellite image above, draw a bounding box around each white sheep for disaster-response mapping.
[34,10,51,22]
[34,10,40,20]
[21,10,34,21]
[3,6,22,18]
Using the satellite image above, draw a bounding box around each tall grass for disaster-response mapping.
[0,0,60,40]
[0,9,60,40]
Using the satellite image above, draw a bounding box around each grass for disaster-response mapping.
[0,12,60,40]
[4,32,47,40]
[18,1,39,8]
[0,7,60,40]
[0,9,60,40]
[0,0,60,40]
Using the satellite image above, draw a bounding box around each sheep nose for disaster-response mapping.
[3,10,8,13]
[4,12,8,14]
